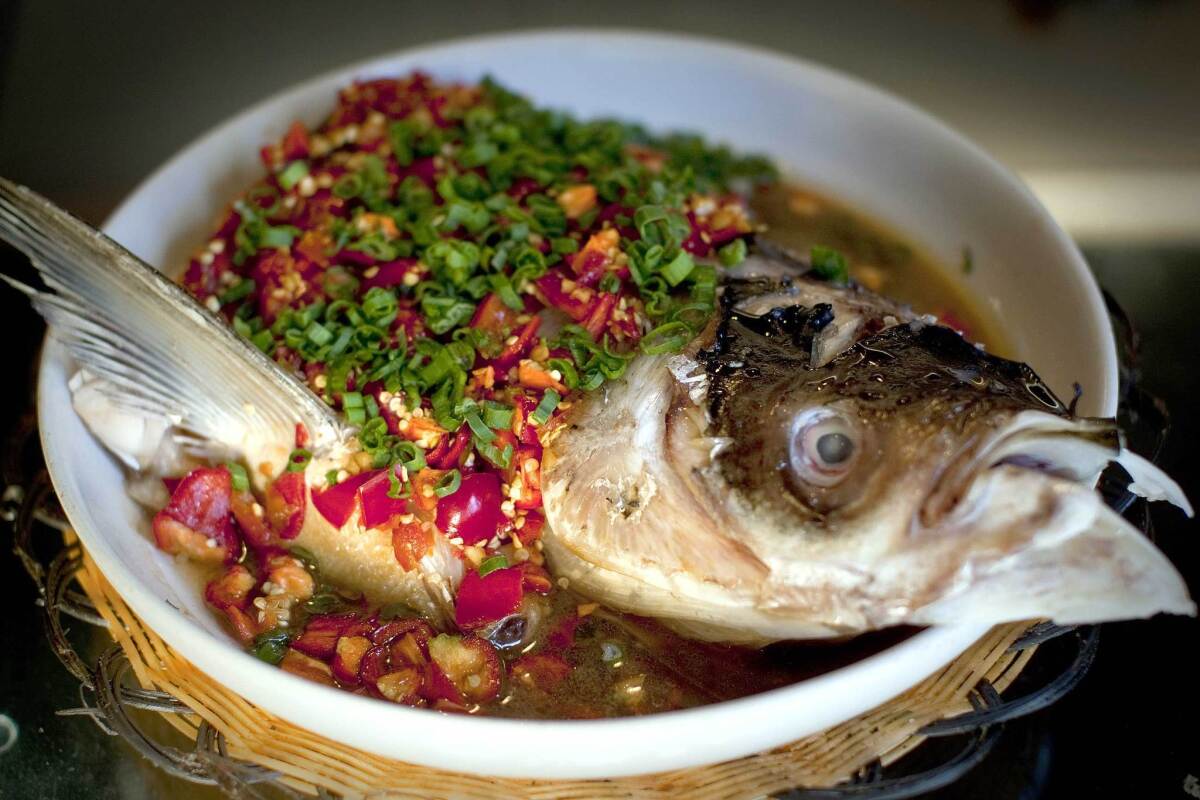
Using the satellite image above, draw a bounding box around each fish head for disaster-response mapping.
[542,272,1193,643]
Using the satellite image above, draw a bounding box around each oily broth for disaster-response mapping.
[751,182,1012,357]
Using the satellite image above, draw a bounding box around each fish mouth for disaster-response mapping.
[918,411,1123,529]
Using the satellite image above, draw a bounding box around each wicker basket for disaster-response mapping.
[61,528,1041,800]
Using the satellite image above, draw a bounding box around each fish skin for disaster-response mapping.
[540,247,1194,644]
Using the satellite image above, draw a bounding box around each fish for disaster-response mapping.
[2,179,1192,646]
[539,245,1195,644]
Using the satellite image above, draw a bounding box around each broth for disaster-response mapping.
[751,182,1011,357]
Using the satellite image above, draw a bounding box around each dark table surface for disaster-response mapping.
[1,4,1197,798]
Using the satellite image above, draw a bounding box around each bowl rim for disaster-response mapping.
[36,27,1113,779]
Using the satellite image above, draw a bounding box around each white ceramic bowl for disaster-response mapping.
[37,30,1117,779]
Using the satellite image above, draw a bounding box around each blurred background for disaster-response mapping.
[1,1,1196,798]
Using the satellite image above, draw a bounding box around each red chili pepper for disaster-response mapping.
[151,467,239,563]
[291,613,360,659]
[362,258,419,290]
[311,471,374,528]
[582,292,618,339]
[424,634,501,704]
[509,653,573,692]
[280,121,310,161]
[357,467,408,530]
[504,446,542,511]
[230,489,285,554]
[454,566,524,628]
[265,471,306,540]
[425,423,472,470]
[390,516,433,571]
[533,269,593,321]
[469,292,518,334]
[491,316,540,372]
[294,423,310,449]
[435,472,505,544]
[517,512,547,547]
[204,564,256,612]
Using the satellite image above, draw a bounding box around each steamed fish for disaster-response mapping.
[1,176,1191,651]
[542,246,1194,643]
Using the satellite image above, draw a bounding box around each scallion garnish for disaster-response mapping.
[225,462,250,493]
[277,160,309,191]
[640,321,693,355]
[530,389,560,426]
[481,401,513,430]
[434,469,462,498]
[286,448,313,473]
[810,245,850,284]
[478,555,509,577]
[465,412,495,443]
[217,278,256,305]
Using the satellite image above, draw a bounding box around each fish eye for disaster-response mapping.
[789,410,861,487]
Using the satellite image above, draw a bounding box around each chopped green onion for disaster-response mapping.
[277,160,309,191]
[217,278,256,305]
[810,245,849,284]
[718,238,747,267]
[341,391,364,409]
[475,440,513,469]
[464,412,495,443]
[386,466,411,499]
[478,555,509,577]
[481,401,513,430]
[325,469,341,487]
[530,389,560,426]
[434,469,462,498]
[225,462,250,493]
[661,250,695,286]
[305,321,333,346]
[286,448,312,473]
[392,441,427,473]
[251,329,274,352]
[640,321,692,355]
[345,407,366,425]
[259,225,299,250]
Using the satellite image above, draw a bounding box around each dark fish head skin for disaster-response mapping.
[698,281,1095,536]
[540,252,1191,643]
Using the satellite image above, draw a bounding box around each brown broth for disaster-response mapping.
[750,182,1011,357]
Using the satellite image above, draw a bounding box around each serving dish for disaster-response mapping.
[35,29,1115,778]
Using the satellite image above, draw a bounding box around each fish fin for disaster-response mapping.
[0,178,351,461]
[1116,449,1194,517]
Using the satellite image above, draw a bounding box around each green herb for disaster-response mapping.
[277,160,309,191]
[217,278,256,305]
[718,238,747,266]
[481,401,513,429]
[434,469,462,498]
[286,448,312,473]
[640,321,692,355]
[251,629,290,665]
[810,245,849,284]
[478,555,509,577]
[530,389,560,425]
[225,462,250,493]
[465,411,495,443]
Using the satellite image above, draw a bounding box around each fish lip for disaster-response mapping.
[916,412,1120,530]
